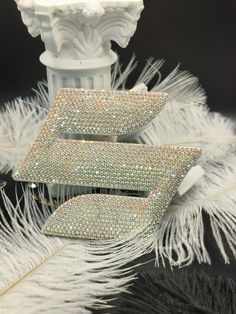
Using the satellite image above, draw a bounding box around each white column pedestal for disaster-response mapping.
[41,51,117,101]
[16,0,144,102]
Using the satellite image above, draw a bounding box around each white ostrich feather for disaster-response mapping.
[0,82,49,173]
[137,98,236,159]
[132,62,236,163]
[113,59,236,161]
[0,185,155,313]
[156,154,236,266]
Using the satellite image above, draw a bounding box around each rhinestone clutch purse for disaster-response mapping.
[12,88,201,240]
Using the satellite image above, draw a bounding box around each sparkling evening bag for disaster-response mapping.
[13,88,201,239]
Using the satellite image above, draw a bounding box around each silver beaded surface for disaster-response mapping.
[41,145,201,240]
[12,88,201,240]
[13,88,168,183]
[14,140,201,191]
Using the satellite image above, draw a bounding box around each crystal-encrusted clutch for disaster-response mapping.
[12,88,201,240]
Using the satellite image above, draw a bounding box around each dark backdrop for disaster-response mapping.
[0,0,236,113]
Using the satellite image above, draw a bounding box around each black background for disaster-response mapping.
[0,0,236,115]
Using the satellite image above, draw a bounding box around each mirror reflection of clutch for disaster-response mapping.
[12,88,201,240]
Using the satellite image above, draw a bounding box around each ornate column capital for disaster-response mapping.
[15,0,144,101]
[15,0,144,69]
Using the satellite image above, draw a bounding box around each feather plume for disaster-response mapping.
[156,155,236,266]
[1,57,236,311]
[0,185,155,313]
[0,82,49,173]
[137,97,236,160]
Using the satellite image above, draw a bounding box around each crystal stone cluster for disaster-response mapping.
[13,88,201,240]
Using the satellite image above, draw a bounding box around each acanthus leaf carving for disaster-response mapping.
[15,0,144,61]
[98,10,138,48]
[72,27,104,60]
[15,0,40,38]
